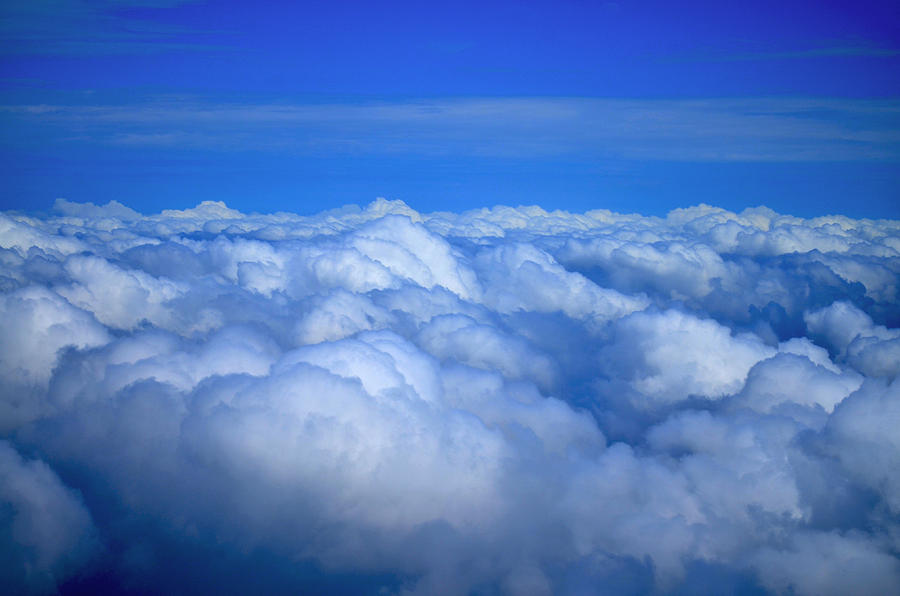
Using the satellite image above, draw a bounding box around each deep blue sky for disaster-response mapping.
[2,0,899,217]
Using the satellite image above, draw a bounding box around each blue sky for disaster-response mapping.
[3,5,900,594]
[1,0,899,216]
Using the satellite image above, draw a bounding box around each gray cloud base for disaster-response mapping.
[1,198,899,594]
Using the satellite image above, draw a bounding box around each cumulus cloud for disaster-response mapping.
[0,441,97,593]
[0,198,898,594]
[805,301,900,379]
[598,309,775,406]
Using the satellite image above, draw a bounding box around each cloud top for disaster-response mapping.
[0,198,898,594]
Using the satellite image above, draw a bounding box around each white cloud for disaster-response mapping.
[56,255,186,330]
[599,309,775,405]
[475,242,648,324]
[825,380,900,514]
[805,301,900,379]
[1,198,898,593]
[733,352,863,416]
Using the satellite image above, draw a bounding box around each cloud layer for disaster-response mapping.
[1,198,899,594]
[6,97,899,162]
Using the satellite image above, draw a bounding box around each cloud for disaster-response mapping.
[0,440,97,593]
[805,301,900,379]
[751,531,900,596]
[5,97,900,162]
[1,198,899,594]
[0,286,110,431]
[598,309,775,406]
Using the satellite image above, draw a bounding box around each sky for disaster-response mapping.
[2,4,900,595]
[1,0,899,217]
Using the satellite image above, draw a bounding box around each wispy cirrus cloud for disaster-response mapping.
[3,96,899,162]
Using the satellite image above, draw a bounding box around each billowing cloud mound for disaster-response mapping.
[1,198,899,594]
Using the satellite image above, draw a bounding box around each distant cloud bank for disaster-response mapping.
[1,198,899,594]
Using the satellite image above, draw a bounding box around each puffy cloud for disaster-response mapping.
[351,216,482,302]
[805,301,900,379]
[599,309,775,406]
[559,236,734,301]
[0,214,87,258]
[416,314,558,390]
[0,286,110,388]
[0,286,110,431]
[56,255,186,331]
[732,351,862,417]
[53,198,141,221]
[293,289,396,344]
[475,242,648,325]
[646,409,806,523]
[0,441,97,593]
[751,531,900,596]
[824,380,900,514]
[0,198,898,594]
